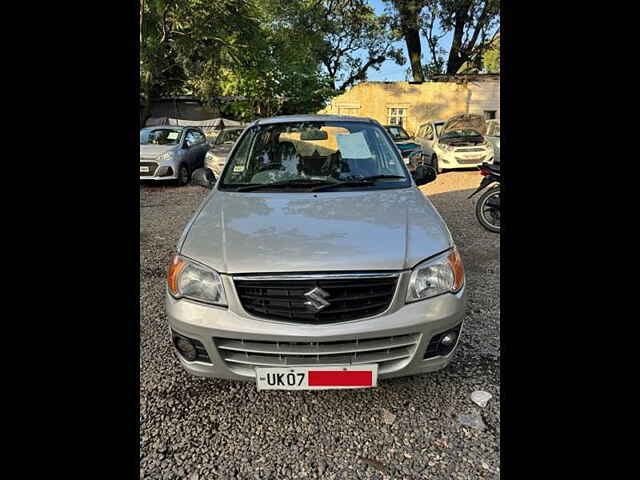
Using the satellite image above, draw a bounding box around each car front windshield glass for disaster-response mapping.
[140,128,184,145]
[487,122,500,137]
[219,129,241,144]
[219,121,410,191]
[386,126,410,140]
[440,129,482,139]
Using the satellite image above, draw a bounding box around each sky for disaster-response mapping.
[363,0,453,82]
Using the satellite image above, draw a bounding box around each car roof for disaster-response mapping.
[251,114,377,126]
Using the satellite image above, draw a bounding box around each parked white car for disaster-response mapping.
[414,114,494,173]
[485,119,500,164]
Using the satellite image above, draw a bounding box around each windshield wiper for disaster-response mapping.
[309,180,375,192]
[309,175,406,192]
[360,175,406,181]
[235,179,337,192]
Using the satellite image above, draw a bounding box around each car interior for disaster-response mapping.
[238,126,388,184]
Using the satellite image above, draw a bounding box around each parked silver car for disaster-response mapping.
[166,115,466,390]
[204,127,244,176]
[140,126,209,185]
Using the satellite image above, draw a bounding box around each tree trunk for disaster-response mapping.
[394,1,424,82]
[446,4,468,74]
[140,0,144,45]
[403,27,424,82]
[142,72,153,126]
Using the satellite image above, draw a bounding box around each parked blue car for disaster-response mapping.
[384,125,425,172]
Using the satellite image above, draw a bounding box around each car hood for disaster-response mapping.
[441,114,487,136]
[140,144,176,158]
[180,188,453,274]
[395,141,421,151]
[209,144,233,157]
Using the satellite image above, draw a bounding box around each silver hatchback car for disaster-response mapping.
[140,126,209,185]
[165,115,466,390]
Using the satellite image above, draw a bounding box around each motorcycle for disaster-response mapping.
[468,162,500,233]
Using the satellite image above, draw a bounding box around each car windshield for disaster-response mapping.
[219,121,411,191]
[486,121,500,137]
[216,129,242,145]
[386,126,411,141]
[440,129,482,139]
[140,128,183,145]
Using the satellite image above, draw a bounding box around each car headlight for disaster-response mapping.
[167,256,227,306]
[406,247,464,302]
[438,143,453,152]
[157,152,173,162]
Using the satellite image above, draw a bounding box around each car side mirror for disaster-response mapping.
[191,168,216,189]
[412,164,436,186]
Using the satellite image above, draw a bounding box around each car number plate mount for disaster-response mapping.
[255,365,378,391]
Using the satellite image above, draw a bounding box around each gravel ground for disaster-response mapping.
[140,170,500,480]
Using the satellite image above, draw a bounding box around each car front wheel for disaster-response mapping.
[177,164,190,186]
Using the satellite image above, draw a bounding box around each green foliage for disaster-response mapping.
[262,0,405,92]
[140,1,500,119]
[482,34,499,73]
[140,0,403,121]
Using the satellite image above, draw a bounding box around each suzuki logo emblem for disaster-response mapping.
[304,286,331,312]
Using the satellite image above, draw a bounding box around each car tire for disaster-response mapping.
[177,164,190,186]
[432,154,442,174]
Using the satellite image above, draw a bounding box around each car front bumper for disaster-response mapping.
[140,162,179,181]
[164,272,466,383]
[439,150,494,168]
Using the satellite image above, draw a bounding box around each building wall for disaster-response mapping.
[319,80,499,134]
[467,79,500,120]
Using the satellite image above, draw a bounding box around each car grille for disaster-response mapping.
[455,157,484,164]
[214,333,420,375]
[455,147,486,152]
[140,161,158,176]
[233,275,398,324]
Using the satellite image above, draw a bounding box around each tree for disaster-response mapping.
[388,1,427,82]
[385,0,499,80]
[214,0,335,119]
[265,0,405,92]
[482,33,499,73]
[440,0,500,74]
[140,0,264,121]
[140,0,400,121]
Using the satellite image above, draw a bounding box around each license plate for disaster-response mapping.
[256,365,378,391]
[140,166,150,173]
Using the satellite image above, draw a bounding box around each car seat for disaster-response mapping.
[279,142,299,174]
